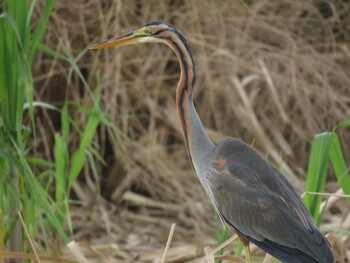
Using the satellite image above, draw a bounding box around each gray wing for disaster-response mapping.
[208,137,327,261]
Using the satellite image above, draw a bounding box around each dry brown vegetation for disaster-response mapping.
[32,0,350,262]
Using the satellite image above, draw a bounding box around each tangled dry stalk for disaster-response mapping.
[32,0,350,261]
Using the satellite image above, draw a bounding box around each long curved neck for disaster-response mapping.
[163,31,214,170]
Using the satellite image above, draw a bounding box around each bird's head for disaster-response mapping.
[89,21,176,49]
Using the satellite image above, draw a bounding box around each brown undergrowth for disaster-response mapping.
[31,0,350,261]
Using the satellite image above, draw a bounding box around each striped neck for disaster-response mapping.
[161,29,214,168]
[162,30,195,153]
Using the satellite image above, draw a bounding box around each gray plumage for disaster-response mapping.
[208,138,333,263]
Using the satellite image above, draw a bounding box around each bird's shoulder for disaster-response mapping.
[210,137,279,185]
[210,137,294,193]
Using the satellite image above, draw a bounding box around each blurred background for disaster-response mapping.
[1,0,350,262]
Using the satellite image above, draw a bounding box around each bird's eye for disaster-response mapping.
[144,28,150,35]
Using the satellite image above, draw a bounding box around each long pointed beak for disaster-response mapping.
[89,31,141,49]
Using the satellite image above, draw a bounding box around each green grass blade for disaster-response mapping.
[234,239,243,257]
[65,47,90,91]
[27,0,37,32]
[0,13,21,132]
[37,43,69,61]
[10,138,70,243]
[0,11,32,141]
[61,103,70,142]
[0,13,23,49]
[23,101,59,111]
[38,43,91,95]
[334,119,350,130]
[8,0,29,50]
[87,151,100,197]
[32,180,69,243]
[215,214,229,263]
[68,101,124,136]
[329,133,350,202]
[54,134,67,206]
[26,157,55,168]
[29,0,56,64]
[68,103,100,188]
[0,150,24,176]
[304,132,332,224]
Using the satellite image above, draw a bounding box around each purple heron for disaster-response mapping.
[90,22,334,263]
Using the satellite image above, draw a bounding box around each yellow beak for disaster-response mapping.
[89,31,141,49]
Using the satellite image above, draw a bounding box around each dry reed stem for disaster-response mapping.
[67,241,92,263]
[160,223,176,263]
[262,254,273,263]
[204,246,215,263]
[196,235,238,263]
[0,251,78,263]
[216,255,246,263]
[18,212,41,263]
[78,241,112,263]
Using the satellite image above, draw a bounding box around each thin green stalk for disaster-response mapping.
[8,166,21,258]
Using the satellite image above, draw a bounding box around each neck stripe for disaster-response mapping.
[160,35,195,158]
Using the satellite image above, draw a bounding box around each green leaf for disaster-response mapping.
[0,13,23,49]
[68,103,100,188]
[38,43,69,61]
[334,120,350,130]
[54,134,67,205]
[215,214,230,263]
[12,140,69,243]
[23,101,59,111]
[26,157,55,168]
[28,0,56,64]
[234,239,244,257]
[0,12,23,133]
[304,132,332,224]
[0,149,24,175]
[8,0,29,50]
[329,134,350,202]
[61,103,70,142]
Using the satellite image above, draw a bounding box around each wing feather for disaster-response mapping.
[208,137,329,262]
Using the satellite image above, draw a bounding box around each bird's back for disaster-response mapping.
[208,137,333,263]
